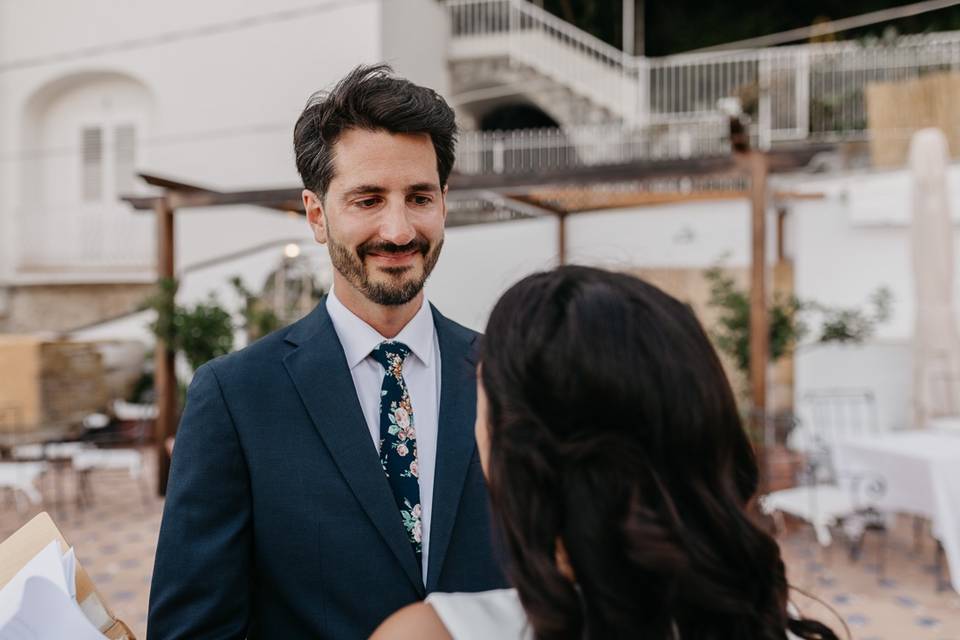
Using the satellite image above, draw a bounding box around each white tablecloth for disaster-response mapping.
[832,430,960,593]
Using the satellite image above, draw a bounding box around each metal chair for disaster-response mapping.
[761,389,888,575]
[73,402,154,508]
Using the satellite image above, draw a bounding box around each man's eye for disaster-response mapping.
[410,195,431,206]
[357,198,380,208]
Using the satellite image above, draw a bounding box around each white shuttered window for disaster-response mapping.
[81,126,103,202]
[80,124,137,201]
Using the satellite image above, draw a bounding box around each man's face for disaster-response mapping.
[304,128,446,306]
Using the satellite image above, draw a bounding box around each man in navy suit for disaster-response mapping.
[147,64,506,639]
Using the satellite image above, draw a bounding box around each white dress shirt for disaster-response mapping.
[325,287,441,582]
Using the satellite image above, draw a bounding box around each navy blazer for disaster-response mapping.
[147,300,506,639]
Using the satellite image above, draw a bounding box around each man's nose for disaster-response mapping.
[379,199,417,246]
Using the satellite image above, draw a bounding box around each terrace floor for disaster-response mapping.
[0,451,957,639]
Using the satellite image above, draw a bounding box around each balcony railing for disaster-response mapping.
[16,202,154,274]
[455,120,751,176]
[449,0,960,146]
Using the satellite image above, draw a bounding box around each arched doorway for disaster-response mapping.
[479,103,559,131]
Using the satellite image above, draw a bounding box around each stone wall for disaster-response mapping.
[0,335,106,431]
[0,283,153,334]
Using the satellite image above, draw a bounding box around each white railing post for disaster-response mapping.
[492,138,505,174]
[634,56,649,129]
[620,53,634,127]
[757,53,772,150]
[795,47,810,139]
[504,0,518,71]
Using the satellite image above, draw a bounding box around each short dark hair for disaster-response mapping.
[293,63,457,198]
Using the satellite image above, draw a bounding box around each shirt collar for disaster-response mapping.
[325,285,435,370]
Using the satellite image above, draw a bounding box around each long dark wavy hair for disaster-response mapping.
[480,266,838,640]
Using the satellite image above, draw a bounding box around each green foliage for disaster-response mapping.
[809,287,892,344]
[144,268,325,374]
[704,267,806,375]
[143,278,234,373]
[143,277,178,347]
[230,276,281,341]
[176,296,235,372]
[704,267,892,380]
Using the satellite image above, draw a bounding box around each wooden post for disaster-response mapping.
[154,197,176,496]
[557,212,567,266]
[748,152,770,487]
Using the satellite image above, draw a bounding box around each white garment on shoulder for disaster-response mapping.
[426,589,808,640]
[426,589,532,640]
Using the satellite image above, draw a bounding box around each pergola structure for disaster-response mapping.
[123,143,828,495]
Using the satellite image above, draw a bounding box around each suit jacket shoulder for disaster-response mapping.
[429,304,481,360]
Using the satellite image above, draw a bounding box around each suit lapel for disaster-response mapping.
[426,306,480,591]
[282,301,424,595]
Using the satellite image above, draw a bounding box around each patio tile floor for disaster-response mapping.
[1,452,957,639]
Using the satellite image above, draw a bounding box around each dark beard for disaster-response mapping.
[327,232,443,306]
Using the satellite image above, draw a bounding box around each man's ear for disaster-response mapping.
[303,189,327,244]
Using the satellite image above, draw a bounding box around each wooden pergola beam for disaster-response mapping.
[167,188,303,211]
[130,173,302,213]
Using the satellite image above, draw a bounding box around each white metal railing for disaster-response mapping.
[455,120,753,175]
[448,0,960,146]
[648,36,960,143]
[17,202,154,272]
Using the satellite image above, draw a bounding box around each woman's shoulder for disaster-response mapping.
[370,589,530,640]
[369,600,451,640]
[425,588,532,640]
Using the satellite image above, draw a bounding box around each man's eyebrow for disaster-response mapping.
[341,185,387,201]
[405,183,440,194]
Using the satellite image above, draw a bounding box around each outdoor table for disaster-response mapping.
[832,430,960,592]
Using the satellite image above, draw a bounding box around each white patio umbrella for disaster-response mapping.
[910,128,960,428]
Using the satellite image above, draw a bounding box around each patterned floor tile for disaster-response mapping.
[1,453,958,639]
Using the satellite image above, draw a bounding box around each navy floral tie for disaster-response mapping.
[371,341,423,567]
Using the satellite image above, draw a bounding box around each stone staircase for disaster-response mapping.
[447,0,638,128]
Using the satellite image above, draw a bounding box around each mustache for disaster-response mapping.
[358,236,430,258]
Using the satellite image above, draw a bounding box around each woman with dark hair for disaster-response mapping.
[373,266,839,640]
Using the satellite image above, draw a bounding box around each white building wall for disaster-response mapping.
[381,0,450,98]
[790,165,960,432]
[566,199,758,269]
[427,217,558,330]
[0,0,388,284]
